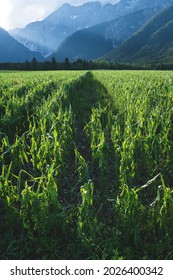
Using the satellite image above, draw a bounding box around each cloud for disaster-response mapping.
[0,2,13,30]
[8,0,59,29]
[7,0,119,30]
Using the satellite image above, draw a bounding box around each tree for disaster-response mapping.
[64,57,70,69]
[51,57,57,70]
[25,60,30,70]
[32,57,38,70]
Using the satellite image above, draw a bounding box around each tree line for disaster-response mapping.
[1,57,173,71]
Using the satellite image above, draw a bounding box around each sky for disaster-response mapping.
[0,0,119,31]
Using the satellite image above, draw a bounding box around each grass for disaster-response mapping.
[0,70,173,259]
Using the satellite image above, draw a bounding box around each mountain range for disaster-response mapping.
[11,2,118,56]
[103,5,173,64]
[49,7,162,61]
[1,0,173,64]
[0,27,43,63]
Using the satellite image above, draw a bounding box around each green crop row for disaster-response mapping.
[0,70,173,259]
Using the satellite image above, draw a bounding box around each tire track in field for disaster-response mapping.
[69,71,109,164]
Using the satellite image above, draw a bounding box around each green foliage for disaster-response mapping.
[1,70,173,260]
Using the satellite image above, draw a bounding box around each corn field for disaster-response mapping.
[1,70,173,259]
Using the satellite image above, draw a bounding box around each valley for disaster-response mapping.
[0,0,173,65]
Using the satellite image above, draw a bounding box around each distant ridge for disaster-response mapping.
[10,0,173,57]
[10,2,117,56]
[5,0,173,63]
[49,8,161,61]
[0,27,43,63]
[103,5,173,64]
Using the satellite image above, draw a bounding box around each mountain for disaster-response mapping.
[10,2,117,56]
[49,7,161,61]
[10,0,173,57]
[49,28,113,61]
[103,5,173,64]
[0,27,43,63]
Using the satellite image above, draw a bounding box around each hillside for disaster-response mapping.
[0,27,43,63]
[10,0,173,57]
[49,28,113,61]
[50,8,162,61]
[104,5,173,64]
[10,2,117,56]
